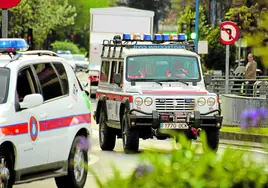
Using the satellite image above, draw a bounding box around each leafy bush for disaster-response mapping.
[90,135,268,188]
[51,41,80,54]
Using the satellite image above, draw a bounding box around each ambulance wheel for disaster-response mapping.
[0,147,15,188]
[99,109,116,151]
[122,114,139,154]
[55,136,88,188]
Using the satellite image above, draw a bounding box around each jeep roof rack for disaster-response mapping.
[101,35,195,59]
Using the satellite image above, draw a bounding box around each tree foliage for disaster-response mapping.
[225,3,268,35]
[4,0,76,49]
[177,5,211,40]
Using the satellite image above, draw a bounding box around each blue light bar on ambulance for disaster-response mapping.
[178,33,187,41]
[154,34,162,41]
[122,33,131,40]
[0,38,29,52]
[162,34,170,41]
[143,34,152,41]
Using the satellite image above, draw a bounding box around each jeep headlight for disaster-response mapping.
[134,97,143,106]
[144,97,153,106]
[197,97,206,106]
[207,97,216,106]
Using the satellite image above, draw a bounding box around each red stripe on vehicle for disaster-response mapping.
[0,123,28,136]
[0,113,91,136]
[142,90,208,95]
[40,113,91,131]
[96,92,133,102]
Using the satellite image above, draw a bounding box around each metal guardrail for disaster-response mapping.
[206,76,268,98]
[221,94,268,126]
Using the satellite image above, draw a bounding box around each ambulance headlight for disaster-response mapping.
[197,97,206,106]
[134,97,143,106]
[144,97,153,106]
[207,97,216,106]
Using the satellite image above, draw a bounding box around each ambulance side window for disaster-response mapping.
[118,61,123,85]
[16,66,39,103]
[100,61,110,82]
[110,61,117,84]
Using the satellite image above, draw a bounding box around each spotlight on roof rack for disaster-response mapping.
[122,33,131,41]
[133,33,142,40]
[178,33,187,41]
[170,34,178,40]
[162,34,170,41]
[143,34,152,41]
[154,34,162,41]
[0,38,29,53]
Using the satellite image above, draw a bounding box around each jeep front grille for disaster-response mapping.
[155,98,195,112]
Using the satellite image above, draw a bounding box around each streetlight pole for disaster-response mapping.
[194,0,199,53]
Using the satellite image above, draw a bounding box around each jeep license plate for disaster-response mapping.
[160,123,189,129]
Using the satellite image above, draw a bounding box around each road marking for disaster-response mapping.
[88,154,99,166]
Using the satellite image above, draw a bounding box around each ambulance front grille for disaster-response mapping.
[155,98,195,113]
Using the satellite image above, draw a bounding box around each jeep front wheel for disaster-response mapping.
[122,114,139,154]
[201,127,220,152]
[99,109,116,151]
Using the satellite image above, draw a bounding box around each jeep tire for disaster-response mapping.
[122,114,139,154]
[202,127,220,152]
[99,109,116,151]
[55,136,88,188]
[0,148,15,188]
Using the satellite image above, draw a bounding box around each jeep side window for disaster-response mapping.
[33,63,63,101]
[100,61,110,82]
[16,66,39,102]
[53,62,69,95]
[110,61,117,84]
[118,61,123,85]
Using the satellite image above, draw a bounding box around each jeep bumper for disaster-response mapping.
[127,109,223,129]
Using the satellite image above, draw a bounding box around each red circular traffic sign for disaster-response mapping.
[220,21,239,45]
[0,0,21,9]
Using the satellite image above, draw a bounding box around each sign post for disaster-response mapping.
[220,21,239,94]
[0,0,21,38]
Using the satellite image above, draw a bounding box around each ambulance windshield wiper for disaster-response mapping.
[130,78,163,86]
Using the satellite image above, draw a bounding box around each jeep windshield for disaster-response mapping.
[126,55,201,83]
[0,68,10,104]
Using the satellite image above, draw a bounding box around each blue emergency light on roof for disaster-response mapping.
[122,33,131,40]
[178,33,187,41]
[154,34,162,41]
[143,34,152,41]
[0,38,29,52]
[162,34,170,41]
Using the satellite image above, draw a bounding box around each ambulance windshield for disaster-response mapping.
[126,55,201,82]
[0,68,10,104]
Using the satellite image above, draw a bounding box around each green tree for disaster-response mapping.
[177,5,211,40]
[6,0,76,49]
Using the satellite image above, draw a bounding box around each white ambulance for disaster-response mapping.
[93,33,222,154]
[0,39,91,188]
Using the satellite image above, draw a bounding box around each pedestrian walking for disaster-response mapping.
[244,53,257,96]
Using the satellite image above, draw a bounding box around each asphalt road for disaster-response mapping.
[14,72,268,188]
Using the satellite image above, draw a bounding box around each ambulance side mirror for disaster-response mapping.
[20,94,44,109]
[114,73,121,85]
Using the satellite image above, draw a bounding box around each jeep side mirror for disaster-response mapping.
[204,74,212,85]
[114,73,121,85]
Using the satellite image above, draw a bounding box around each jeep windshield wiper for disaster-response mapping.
[130,78,163,86]
[164,79,189,86]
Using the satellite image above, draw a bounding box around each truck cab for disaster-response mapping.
[94,33,223,154]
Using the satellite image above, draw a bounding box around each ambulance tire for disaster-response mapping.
[55,136,88,188]
[99,109,116,151]
[122,114,139,154]
[201,127,219,152]
[0,148,15,188]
